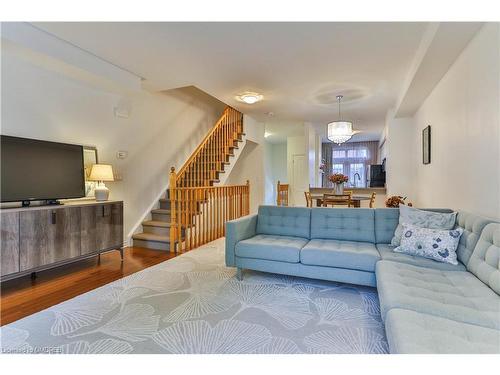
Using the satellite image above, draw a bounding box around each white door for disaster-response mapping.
[291,154,307,206]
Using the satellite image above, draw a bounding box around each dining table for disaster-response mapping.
[310,194,371,208]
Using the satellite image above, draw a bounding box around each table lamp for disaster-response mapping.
[89,164,114,201]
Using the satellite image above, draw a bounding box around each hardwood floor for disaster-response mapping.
[0,247,177,326]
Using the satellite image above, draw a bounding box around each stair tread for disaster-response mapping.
[142,220,171,228]
[151,208,171,214]
[180,180,219,183]
[132,232,170,243]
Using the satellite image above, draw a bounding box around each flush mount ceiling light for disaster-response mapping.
[327,95,357,144]
[236,92,263,104]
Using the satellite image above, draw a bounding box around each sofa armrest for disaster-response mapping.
[225,214,258,267]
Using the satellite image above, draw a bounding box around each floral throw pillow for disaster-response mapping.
[390,205,457,247]
[394,224,464,265]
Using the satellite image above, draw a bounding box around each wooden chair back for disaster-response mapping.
[369,192,376,208]
[322,193,352,208]
[276,180,289,206]
[304,191,313,208]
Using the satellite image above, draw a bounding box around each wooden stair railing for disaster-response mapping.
[176,107,243,187]
[168,106,249,253]
[169,169,249,252]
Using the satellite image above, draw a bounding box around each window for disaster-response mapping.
[332,163,344,174]
[322,141,379,188]
[357,149,367,158]
[347,149,368,158]
[349,163,365,187]
[333,150,345,158]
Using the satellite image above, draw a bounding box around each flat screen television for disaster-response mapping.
[1,135,85,203]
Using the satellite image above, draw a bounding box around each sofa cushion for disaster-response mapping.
[374,208,399,244]
[394,224,463,265]
[456,211,495,265]
[375,208,455,245]
[301,239,379,272]
[376,260,500,330]
[235,256,377,287]
[391,205,456,247]
[310,208,375,243]
[235,234,308,263]
[385,308,500,354]
[256,206,311,239]
[376,244,466,271]
[467,223,500,295]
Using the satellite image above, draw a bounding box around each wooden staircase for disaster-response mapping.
[132,107,246,251]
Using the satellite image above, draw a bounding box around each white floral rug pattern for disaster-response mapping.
[0,239,388,354]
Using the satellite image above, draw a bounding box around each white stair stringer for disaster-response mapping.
[213,133,247,186]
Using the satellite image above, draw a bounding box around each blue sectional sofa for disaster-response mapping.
[225,205,500,354]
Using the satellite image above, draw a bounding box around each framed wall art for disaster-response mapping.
[422,125,431,165]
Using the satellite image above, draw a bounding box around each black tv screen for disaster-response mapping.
[1,135,85,202]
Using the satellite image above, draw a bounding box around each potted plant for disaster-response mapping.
[328,173,349,194]
[385,195,413,208]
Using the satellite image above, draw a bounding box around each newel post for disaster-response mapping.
[276,180,281,206]
[246,179,250,215]
[169,167,177,253]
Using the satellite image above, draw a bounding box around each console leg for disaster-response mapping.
[119,248,124,262]
[236,268,243,281]
[30,272,36,281]
[97,253,101,263]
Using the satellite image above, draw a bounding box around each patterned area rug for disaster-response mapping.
[0,239,388,354]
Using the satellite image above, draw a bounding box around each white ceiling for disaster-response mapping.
[264,120,305,144]
[32,22,430,140]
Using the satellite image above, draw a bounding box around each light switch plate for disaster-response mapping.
[117,151,128,159]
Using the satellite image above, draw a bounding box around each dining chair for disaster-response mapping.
[322,193,352,208]
[369,192,377,208]
[304,191,313,207]
[276,180,289,206]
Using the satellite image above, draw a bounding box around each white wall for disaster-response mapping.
[263,141,287,204]
[305,124,316,187]
[378,126,387,164]
[305,123,322,188]
[225,116,265,213]
[411,23,500,219]
[263,141,274,205]
[315,134,322,187]
[271,143,288,184]
[384,110,416,200]
[385,24,500,218]
[1,38,226,242]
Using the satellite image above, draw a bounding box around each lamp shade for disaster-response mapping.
[88,164,114,182]
[327,120,354,144]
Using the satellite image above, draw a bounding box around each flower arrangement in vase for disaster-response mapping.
[328,173,349,194]
[319,159,326,174]
[385,195,413,208]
